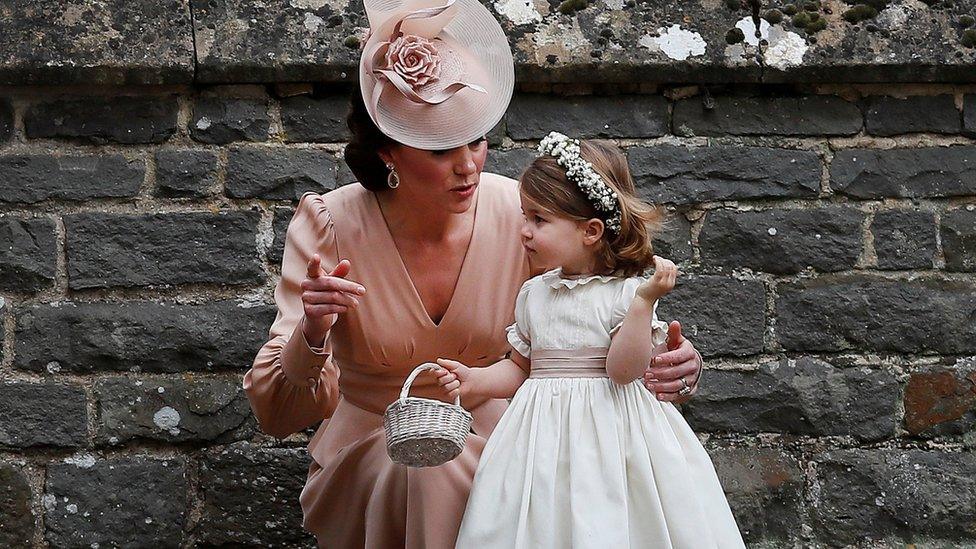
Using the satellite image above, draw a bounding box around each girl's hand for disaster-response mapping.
[301,255,366,347]
[636,256,677,304]
[435,358,473,401]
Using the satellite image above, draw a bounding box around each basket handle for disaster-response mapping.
[399,363,461,406]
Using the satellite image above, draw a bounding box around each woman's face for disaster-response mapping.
[381,137,488,213]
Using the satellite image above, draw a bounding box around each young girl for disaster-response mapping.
[435,132,745,548]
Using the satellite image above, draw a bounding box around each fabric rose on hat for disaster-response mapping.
[384,35,441,88]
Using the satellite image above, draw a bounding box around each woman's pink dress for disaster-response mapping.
[243,173,530,548]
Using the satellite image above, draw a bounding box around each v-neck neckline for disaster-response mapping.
[371,186,482,329]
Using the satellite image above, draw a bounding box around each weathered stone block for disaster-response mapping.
[708,447,803,544]
[674,95,862,136]
[14,301,275,374]
[485,148,536,181]
[25,96,178,143]
[154,149,219,198]
[270,207,296,266]
[831,146,976,198]
[507,94,668,140]
[776,276,976,354]
[190,97,270,144]
[811,450,976,546]
[941,207,976,272]
[870,209,938,270]
[0,98,12,142]
[0,463,34,548]
[64,211,263,289]
[656,276,765,357]
[225,147,338,200]
[0,216,56,292]
[45,457,187,548]
[654,213,693,263]
[0,382,86,448]
[904,360,976,438]
[629,145,821,205]
[280,95,351,142]
[195,442,315,547]
[95,376,254,445]
[699,207,863,274]
[0,153,143,204]
[965,94,976,138]
[685,358,899,441]
[865,95,961,136]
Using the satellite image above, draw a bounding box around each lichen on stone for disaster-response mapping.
[843,4,879,23]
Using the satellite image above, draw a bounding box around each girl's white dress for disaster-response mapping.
[456,269,745,548]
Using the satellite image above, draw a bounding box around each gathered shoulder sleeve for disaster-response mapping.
[243,192,341,438]
[505,278,533,359]
[608,277,669,347]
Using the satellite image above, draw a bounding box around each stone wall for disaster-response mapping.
[1,0,975,547]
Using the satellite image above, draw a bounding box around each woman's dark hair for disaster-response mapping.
[344,86,397,192]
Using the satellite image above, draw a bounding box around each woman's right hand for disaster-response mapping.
[301,255,366,347]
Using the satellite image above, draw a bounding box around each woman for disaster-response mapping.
[243,0,705,546]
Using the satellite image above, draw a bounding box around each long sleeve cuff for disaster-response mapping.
[280,318,331,387]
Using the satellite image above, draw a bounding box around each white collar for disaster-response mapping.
[539,268,620,290]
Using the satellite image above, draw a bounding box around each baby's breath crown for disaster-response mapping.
[536,131,622,234]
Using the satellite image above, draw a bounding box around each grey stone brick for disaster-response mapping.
[0,462,34,548]
[270,207,295,266]
[64,211,263,289]
[45,457,187,548]
[654,213,693,263]
[14,301,275,374]
[870,209,938,270]
[776,275,976,354]
[811,450,976,545]
[831,146,976,199]
[154,149,219,198]
[903,361,976,438]
[280,95,350,142]
[485,148,536,181]
[656,276,765,357]
[0,98,12,142]
[865,95,961,136]
[965,94,976,138]
[0,216,56,292]
[506,94,668,140]
[195,442,315,547]
[0,382,86,448]
[0,153,144,204]
[25,96,178,143]
[225,147,338,200]
[674,95,862,137]
[629,145,821,205]
[190,97,270,144]
[699,207,864,274]
[708,447,803,544]
[685,358,899,441]
[95,376,253,445]
[941,207,976,272]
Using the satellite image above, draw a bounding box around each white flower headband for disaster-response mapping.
[537,131,622,235]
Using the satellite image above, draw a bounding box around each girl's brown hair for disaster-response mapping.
[520,139,663,277]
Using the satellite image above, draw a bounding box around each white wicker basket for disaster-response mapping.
[383,363,473,467]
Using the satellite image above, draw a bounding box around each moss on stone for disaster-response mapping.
[783,3,799,16]
[843,4,878,23]
[557,0,588,15]
[343,35,360,49]
[725,0,741,9]
[792,11,812,27]
[802,1,820,11]
[764,8,784,24]
[806,17,828,32]
[963,29,976,48]
[726,27,746,44]
[960,15,975,28]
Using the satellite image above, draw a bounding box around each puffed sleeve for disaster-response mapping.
[505,279,533,358]
[608,277,669,347]
[242,192,341,438]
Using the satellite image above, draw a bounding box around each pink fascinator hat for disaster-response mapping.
[359,0,515,150]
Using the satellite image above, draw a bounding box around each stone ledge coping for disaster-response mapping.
[1,0,974,85]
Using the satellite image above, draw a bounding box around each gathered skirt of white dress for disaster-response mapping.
[456,375,746,549]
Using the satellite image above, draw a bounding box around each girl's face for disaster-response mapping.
[519,193,603,274]
[380,137,488,214]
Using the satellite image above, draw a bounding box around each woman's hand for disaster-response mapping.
[301,255,366,347]
[636,256,677,304]
[643,321,703,404]
[434,358,474,401]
